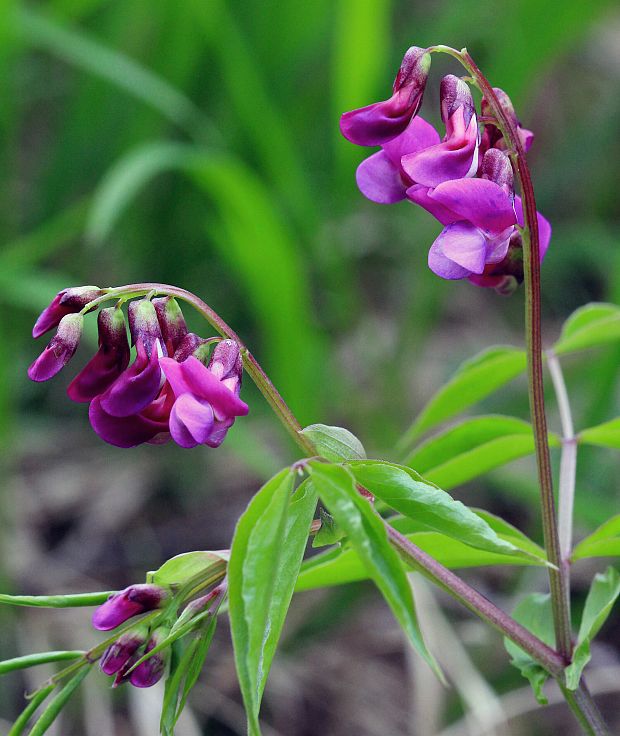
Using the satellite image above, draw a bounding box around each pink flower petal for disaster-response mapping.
[428,222,487,279]
[429,178,517,234]
[169,393,214,448]
[356,151,407,204]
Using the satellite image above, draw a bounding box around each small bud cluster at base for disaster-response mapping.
[340,48,552,290]
[28,293,249,449]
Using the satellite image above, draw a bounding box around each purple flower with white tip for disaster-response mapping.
[340,47,431,146]
[28,313,83,382]
[401,75,479,188]
[92,584,167,631]
[159,340,249,449]
[153,296,188,354]
[67,307,130,403]
[32,286,102,338]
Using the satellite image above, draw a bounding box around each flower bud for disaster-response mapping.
[153,297,188,354]
[172,332,210,363]
[440,74,475,128]
[92,584,167,631]
[208,339,243,394]
[129,626,170,688]
[340,46,431,146]
[100,625,149,676]
[481,148,514,198]
[67,307,130,402]
[28,314,84,382]
[33,286,102,338]
[481,87,534,152]
[128,299,164,357]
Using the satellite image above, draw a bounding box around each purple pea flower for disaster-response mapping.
[67,307,130,402]
[159,340,249,449]
[28,314,84,382]
[480,87,534,155]
[97,300,165,418]
[401,75,479,188]
[32,286,102,338]
[92,584,167,631]
[99,625,149,676]
[128,627,170,688]
[340,47,431,146]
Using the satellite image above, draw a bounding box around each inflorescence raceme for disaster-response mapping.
[28,290,249,449]
[340,48,551,295]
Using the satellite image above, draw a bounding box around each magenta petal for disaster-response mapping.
[515,197,552,261]
[99,342,162,417]
[340,94,413,147]
[429,178,517,234]
[32,294,69,338]
[401,110,478,188]
[89,396,168,448]
[171,357,249,417]
[28,346,70,382]
[382,115,441,166]
[67,348,129,402]
[158,356,196,397]
[406,185,460,226]
[169,394,214,448]
[356,151,406,204]
[428,222,487,279]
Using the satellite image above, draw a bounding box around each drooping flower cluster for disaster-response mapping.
[340,49,551,294]
[28,292,249,448]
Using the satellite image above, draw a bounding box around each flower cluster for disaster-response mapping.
[340,49,551,294]
[28,292,249,448]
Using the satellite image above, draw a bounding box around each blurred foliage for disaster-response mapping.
[3,0,620,732]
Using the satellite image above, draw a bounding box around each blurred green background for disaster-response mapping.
[2,0,620,733]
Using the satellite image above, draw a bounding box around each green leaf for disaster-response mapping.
[405,415,559,490]
[579,418,620,449]
[29,666,90,736]
[348,461,523,559]
[300,423,366,462]
[229,470,317,735]
[0,651,84,676]
[565,567,620,690]
[307,463,442,680]
[398,346,527,451]
[8,685,55,736]
[573,516,620,560]
[312,508,346,548]
[554,303,620,355]
[0,591,113,608]
[504,594,554,705]
[148,550,229,588]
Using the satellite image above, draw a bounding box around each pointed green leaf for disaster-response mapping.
[29,666,90,736]
[300,423,366,462]
[504,594,554,705]
[398,346,527,450]
[405,415,559,490]
[0,592,113,608]
[8,685,55,736]
[0,651,84,676]
[307,463,442,680]
[579,418,620,449]
[573,516,620,561]
[229,471,317,735]
[554,303,620,355]
[565,567,620,690]
[348,461,523,559]
[148,550,229,588]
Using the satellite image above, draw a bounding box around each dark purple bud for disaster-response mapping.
[153,297,188,354]
[481,149,514,198]
[67,307,130,403]
[32,286,102,338]
[100,625,149,676]
[340,47,431,146]
[129,627,170,688]
[28,314,83,382]
[207,339,243,395]
[92,584,167,631]
[440,75,475,128]
[481,87,534,153]
[128,299,164,357]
